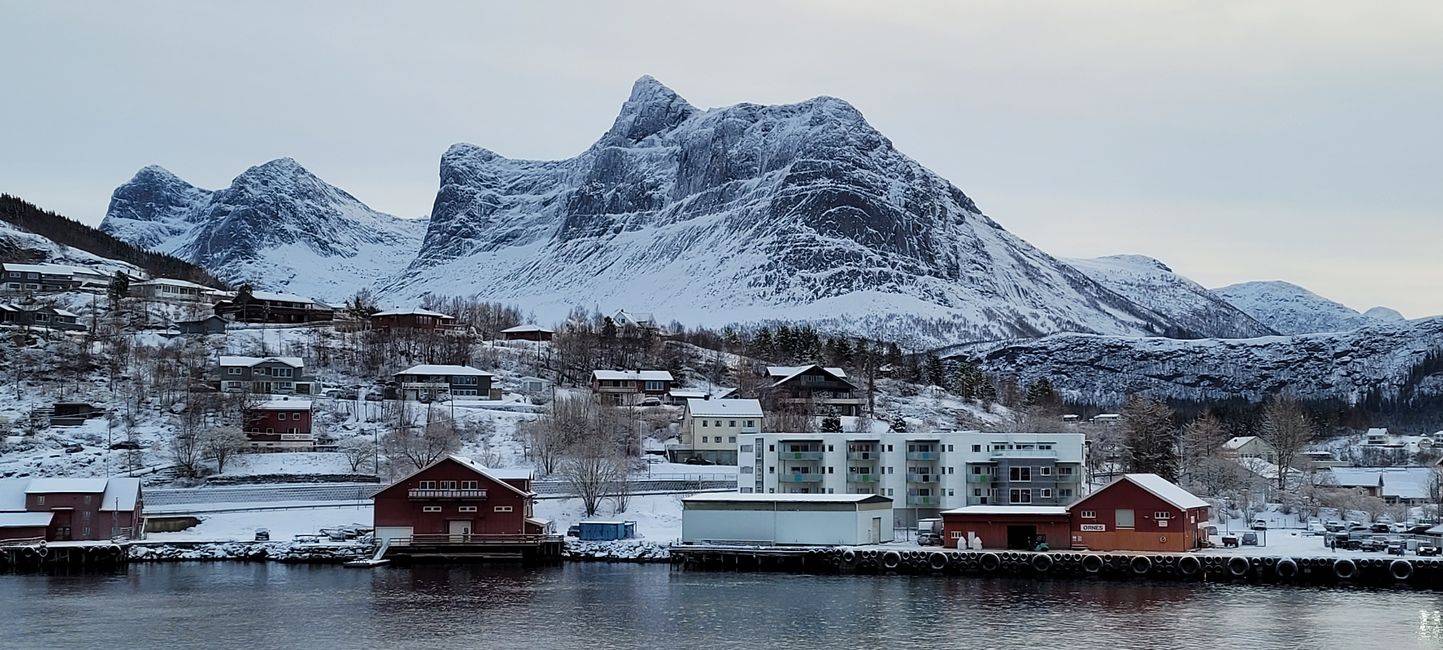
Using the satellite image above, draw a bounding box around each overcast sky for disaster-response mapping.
[4,1,1440,316]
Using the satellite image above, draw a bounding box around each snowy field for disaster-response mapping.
[220,452,356,476]
[534,493,686,543]
[147,504,374,542]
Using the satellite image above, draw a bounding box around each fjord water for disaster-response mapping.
[5,563,1442,649]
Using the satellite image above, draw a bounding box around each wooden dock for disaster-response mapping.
[670,546,1443,589]
[382,534,565,564]
[0,542,128,570]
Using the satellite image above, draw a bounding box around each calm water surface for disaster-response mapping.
[5,562,1443,649]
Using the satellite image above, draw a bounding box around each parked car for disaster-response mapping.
[1347,522,1368,532]
[1241,532,1259,546]
[1387,543,1406,556]
[1404,525,1434,535]
[254,528,271,542]
[63,444,84,453]
[639,397,662,407]
[1418,544,1440,557]
[364,392,384,402]
[109,440,142,450]
[1324,521,1345,533]
[1250,519,1268,531]
[1370,523,1391,534]
[565,524,581,538]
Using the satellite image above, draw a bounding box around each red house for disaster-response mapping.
[941,505,1071,550]
[0,478,144,542]
[590,370,674,405]
[372,456,548,545]
[369,308,459,332]
[244,399,314,450]
[1069,473,1210,553]
[501,324,554,342]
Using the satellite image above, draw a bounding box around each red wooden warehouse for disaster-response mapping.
[941,505,1071,551]
[372,456,553,553]
[1068,473,1210,553]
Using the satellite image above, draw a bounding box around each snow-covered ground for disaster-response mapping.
[535,493,687,543]
[146,504,374,542]
[219,452,356,476]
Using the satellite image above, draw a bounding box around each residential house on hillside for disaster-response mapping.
[0,303,84,331]
[215,290,334,323]
[762,365,864,416]
[130,277,213,301]
[1,262,113,293]
[393,365,494,400]
[1325,467,1438,505]
[675,398,763,464]
[177,314,228,336]
[369,308,459,332]
[218,356,316,395]
[1220,436,1278,464]
[500,324,553,341]
[0,477,144,542]
[371,455,548,545]
[244,398,314,450]
[590,370,674,406]
[611,309,659,333]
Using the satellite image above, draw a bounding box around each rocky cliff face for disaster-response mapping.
[1066,255,1276,339]
[387,76,1180,343]
[101,159,426,301]
[1212,280,1375,335]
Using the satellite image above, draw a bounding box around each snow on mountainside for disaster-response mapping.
[0,219,142,276]
[1364,306,1406,322]
[954,317,1443,406]
[381,76,1179,343]
[100,159,426,302]
[1212,280,1372,335]
[1065,255,1275,339]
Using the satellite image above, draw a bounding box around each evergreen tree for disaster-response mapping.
[1121,395,1179,481]
[820,414,842,433]
[106,271,130,306]
[1024,378,1060,409]
[924,355,945,387]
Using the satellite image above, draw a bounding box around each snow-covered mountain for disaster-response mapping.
[954,316,1443,406]
[1065,255,1275,339]
[379,76,1179,342]
[1364,306,1406,322]
[0,219,141,277]
[100,159,426,302]
[1211,280,1375,335]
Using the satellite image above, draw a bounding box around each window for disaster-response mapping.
[277,413,287,421]
[947,445,954,452]
[494,506,513,513]
[700,420,707,428]
[1009,489,1031,504]
[441,481,457,489]
[227,367,242,375]
[1040,467,1052,476]
[739,444,753,453]
[1009,467,1030,482]
[768,444,775,452]
[1040,489,1052,499]
[422,506,442,513]
[1115,509,1136,529]
[947,489,954,497]
[418,481,437,489]
[768,466,775,474]
[1080,510,1096,519]
[715,420,722,427]
[1058,466,1074,476]
[1060,489,1073,498]
[744,420,754,427]
[84,495,92,505]
[1154,511,1173,520]
[644,380,665,391]
[973,489,982,497]
[82,510,92,521]
[700,436,708,443]
[729,420,736,427]
[728,436,736,443]
[741,466,753,474]
[951,531,962,539]
[461,481,478,490]
[458,506,478,513]
[740,487,753,493]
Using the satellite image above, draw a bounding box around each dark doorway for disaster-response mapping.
[1006,525,1037,550]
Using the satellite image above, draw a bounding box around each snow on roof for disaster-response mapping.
[248,290,319,304]
[0,512,55,528]
[371,308,455,319]
[686,398,763,418]
[940,505,1070,516]
[1222,436,1261,450]
[134,278,212,290]
[668,389,709,398]
[53,308,78,318]
[683,493,891,505]
[765,365,852,387]
[1122,474,1210,510]
[483,467,535,480]
[501,324,553,333]
[1328,467,1435,500]
[580,520,634,525]
[395,364,492,377]
[252,400,313,411]
[0,479,28,511]
[219,356,303,368]
[2,262,83,275]
[374,456,533,500]
[99,478,142,512]
[592,370,673,381]
[25,478,110,494]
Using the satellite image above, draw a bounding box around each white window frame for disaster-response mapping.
[494,505,513,513]
[422,506,442,513]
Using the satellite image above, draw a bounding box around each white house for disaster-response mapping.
[1221,436,1278,463]
[675,398,763,464]
[681,493,894,546]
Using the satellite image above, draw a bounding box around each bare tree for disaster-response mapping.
[562,438,626,517]
[1121,395,1178,481]
[523,396,594,475]
[1179,411,1229,483]
[199,425,247,474]
[1259,395,1313,491]
[382,411,460,472]
[339,436,377,473]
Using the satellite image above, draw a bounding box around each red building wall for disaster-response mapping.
[246,408,312,434]
[0,525,48,541]
[942,513,1072,550]
[373,459,534,537]
[1069,481,1207,552]
[25,492,141,541]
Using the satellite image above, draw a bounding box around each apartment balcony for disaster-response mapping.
[845,450,881,461]
[778,473,824,483]
[408,489,488,500]
[906,473,938,484]
[991,449,1059,459]
[966,474,995,483]
[778,450,823,461]
[906,495,940,507]
[846,473,879,483]
[905,451,939,461]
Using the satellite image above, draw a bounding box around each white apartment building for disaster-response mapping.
[671,398,763,465]
[740,431,1087,527]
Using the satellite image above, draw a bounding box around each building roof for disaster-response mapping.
[682,493,891,505]
[372,455,532,500]
[501,324,553,333]
[2,262,83,275]
[371,308,455,319]
[1223,436,1263,450]
[592,370,674,381]
[686,398,763,418]
[179,315,227,324]
[252,399,313,411]
[25,478,110,494]
[0,512,55,528]
[1328,467,1436,500]
[1071,474,1210,511]
[219,356,303,368]
[395,364,492,377]
[134,278,213,290]
[941,505,1070,516]
[99,478,142,512]
[0,479,28,511]
[766,365,848,380]
[247,290,320,305]
[53,308,78,318]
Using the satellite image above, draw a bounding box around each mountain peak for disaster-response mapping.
[600,75,699,146]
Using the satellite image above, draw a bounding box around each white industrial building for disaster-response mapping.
[741,431,1087,528]
[681,493,894,546]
